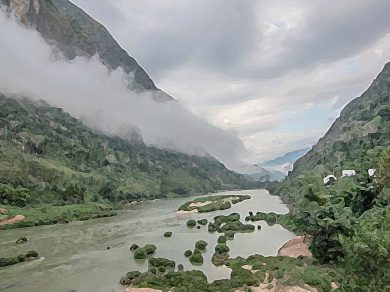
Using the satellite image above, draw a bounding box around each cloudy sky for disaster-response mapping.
[71,0,390,162]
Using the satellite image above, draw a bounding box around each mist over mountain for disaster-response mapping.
[0,1,250,170]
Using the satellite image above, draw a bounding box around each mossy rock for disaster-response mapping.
[178,264,184,271]
[149,257,176,269]
[211,252,229,266]
[187,220,196,228]
[197,219,208,225]
[134,248,147,259]
[25,251,38,259]
[257,225,262,230]
[164,232,172,238]
[189,253,204,265]
[215,243,230,254]
[0,257,19,267]
[144,244,157,255]
[130,243,139,251]
[217,235,227,243]
[184,250,192,257]
[224,230,235,239]
[16,236,28,244]
[208,222,217,232]
[195,240,208,250]
[119,271,141,285]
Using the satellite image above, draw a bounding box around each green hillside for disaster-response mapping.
[267,63,390,289]
[0,94,248,227]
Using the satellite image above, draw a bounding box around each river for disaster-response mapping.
[0,189,294,292]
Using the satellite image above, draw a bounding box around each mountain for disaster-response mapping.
[242,165,285,182]
[260,147,310,173]
[0,94,248,209]
[291,62,390,178]
[267,63,389,288]
[1,0,171,99]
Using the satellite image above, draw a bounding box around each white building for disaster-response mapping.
[341,170,356,178]
[323,175,337,185]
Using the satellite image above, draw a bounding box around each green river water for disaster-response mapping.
[0,189,294,292]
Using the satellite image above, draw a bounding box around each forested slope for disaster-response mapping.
[267,63,390,289]
[0,94,249,227]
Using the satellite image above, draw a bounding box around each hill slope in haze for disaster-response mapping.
[0,94,249,227]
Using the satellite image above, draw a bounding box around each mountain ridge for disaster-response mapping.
[1,0,173,99]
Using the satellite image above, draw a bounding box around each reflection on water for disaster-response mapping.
[0,189,294,292]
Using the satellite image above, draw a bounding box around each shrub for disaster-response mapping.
[149,257,175,269]
[144,244,157,255]
[134,248,146,259]
[215,243,230,254]
[197,219,208,225]
[187,220,196,228]
[217,235,227,243]
[189,253,204,265]
[195,240,208,250]
[208,222,217,232]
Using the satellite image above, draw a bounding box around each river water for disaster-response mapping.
[0,189,294,292]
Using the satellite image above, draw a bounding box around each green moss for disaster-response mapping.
[195,240,208,250]
[144,244,157,255]
[186,219,196,228]
[148,257,175,269]
[208,222,217,232]
[217,235,227,243]
[215,243,230,254]
[134,248,146,260]
[189,253,204,265]
[197,218,208,225]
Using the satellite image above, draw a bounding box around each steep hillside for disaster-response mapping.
[292,62,390,177]
[0,94,249,226]
[1,0,171,98]
[266,63,389,289]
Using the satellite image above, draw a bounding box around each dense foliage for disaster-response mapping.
[267,63,390,289]
[0,95,249,225]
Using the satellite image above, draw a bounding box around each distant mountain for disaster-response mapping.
[240,165,285,182]
[262,148,311,166]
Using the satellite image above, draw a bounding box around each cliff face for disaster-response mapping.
[2,0,172,97]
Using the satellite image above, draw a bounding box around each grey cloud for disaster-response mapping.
[71,0,390,81]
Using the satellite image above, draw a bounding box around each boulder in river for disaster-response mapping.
[16,236,28,244]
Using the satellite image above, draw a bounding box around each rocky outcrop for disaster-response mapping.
[277,235,312,258]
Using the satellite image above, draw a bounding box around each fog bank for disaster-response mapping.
[0,10,249,170]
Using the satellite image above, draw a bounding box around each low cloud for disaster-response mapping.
[0,11,249,170]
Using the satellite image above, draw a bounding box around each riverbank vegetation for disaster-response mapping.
[178,194,251,213]
[261,64,390,290]
[0,95,251,229]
